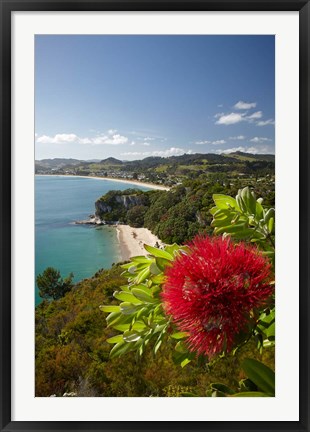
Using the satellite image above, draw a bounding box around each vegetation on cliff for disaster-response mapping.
[95,173,274,245]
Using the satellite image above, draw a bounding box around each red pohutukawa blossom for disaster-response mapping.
[162,235,273,357]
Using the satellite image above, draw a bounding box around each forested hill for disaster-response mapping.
[35,152,275,187]
[93,174,275,245]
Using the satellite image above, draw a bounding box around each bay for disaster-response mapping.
[35,175,150,305]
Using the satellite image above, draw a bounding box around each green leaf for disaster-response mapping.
[209,383,235,395]
[241,358,275,396]
[99,305,120,313]
[154,338,163,355]
[155,257,171,272]
[181,358,192,368]
[132,288,157,303]
[239,378,257,392]
[236,193,247,213]
[164,243,181,256]
[214,223,248,235]
[264,208,275,224]
[113,321,146,332]
[109,341,135,359]
[231,392,271,397]
[265,322,275,338]
[149,262,162,275]
[268,217,274,234]
[120,302,140,315]
[224,228,256,240]
[135,266,151,284]
[123,330,142,342]
[212,208,233,220]
[213,194,239,210]
[114,291,141,303]
[130,256,152,264]
[255,200,264,219]
[171,332,189,340]
[106,334,124,344]
[151,274,165,284]
[144,244,173,260]
[132,284,152,295]
[241,187,257,214]
[106,311,122,326]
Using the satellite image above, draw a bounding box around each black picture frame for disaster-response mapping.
[1,1,309,431]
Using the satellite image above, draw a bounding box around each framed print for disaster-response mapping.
[1,0,309,431]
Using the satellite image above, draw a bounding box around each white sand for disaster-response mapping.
[36,174,170,191]
[116,224,164,261]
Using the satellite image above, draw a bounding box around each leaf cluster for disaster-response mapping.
[211,186,275,265]
[101,243,192,361]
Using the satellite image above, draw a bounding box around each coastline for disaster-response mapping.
[115,224,163,261]
[35,174,170,191]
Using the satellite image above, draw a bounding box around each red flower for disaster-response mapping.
[162,235,273,357]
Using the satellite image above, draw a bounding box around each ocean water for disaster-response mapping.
[35,176,149,304]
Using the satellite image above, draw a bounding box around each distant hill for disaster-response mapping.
[36,158,83,168]
[99,157,123,165]
[225,152,275,162]
[35,152,275,179]
[36,152,274,169]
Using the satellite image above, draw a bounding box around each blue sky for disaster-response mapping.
[35,35,275,160]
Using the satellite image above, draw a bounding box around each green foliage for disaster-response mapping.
[205,358,275,397]
[36,267,74,300]
[126,205,149,227]
[101,243,192,361]
[210,186,276,351]
[95,177,274,246]
[211,186,275,265]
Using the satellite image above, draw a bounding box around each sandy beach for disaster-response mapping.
[116,224,164,261]
[36,174,170,191]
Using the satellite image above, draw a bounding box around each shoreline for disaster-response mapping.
[115,224,163,261]
[35,174,170,191]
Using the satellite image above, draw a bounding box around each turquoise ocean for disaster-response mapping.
[35,176,149,305]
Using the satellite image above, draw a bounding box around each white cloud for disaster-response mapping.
[36,132,128,146]
[143,137,156,141]
[142,142,150,146]
[102,134,128,145]
[108,129,117,135]
[250,137,272,143]
[212,140,226,145]
[247,111,263,120]
[229,135,246,140]
[234,101,257,110]
[36,133,84,144]
[214,112,225,118]
[215,146,273,155]
[121,147,193,158]
[195,139,226,145]
[215,112,246,125]
[257,119,275,126]
[195,140,211,145]
[215,110,264,125]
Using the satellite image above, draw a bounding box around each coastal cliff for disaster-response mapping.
[95,189,151,225]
